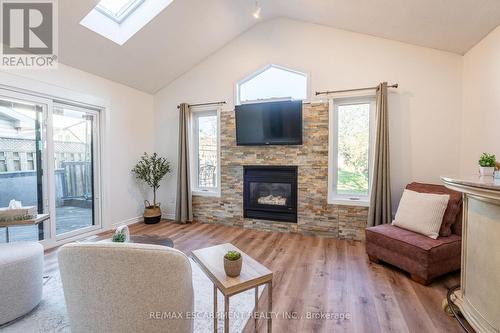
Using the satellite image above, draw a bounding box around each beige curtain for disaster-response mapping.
[368,82,392,226]
[175,103,193,223]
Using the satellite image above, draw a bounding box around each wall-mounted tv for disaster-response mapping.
[235,100,303,146]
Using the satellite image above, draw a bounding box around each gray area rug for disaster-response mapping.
[0,259,260,333]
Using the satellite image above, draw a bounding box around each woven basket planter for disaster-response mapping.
[143,200,161,224]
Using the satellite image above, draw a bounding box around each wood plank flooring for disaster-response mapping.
[44,221,463,333]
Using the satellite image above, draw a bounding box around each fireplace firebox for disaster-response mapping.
[243,166,298,223]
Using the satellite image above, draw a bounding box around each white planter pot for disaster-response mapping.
[479,166,495,177]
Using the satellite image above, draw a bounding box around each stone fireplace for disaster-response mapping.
[192,102,368,240]
[243,166,298,223]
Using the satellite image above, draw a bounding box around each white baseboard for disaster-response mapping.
[162,212,175,220]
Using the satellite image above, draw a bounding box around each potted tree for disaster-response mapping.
[132,153,171,224]
[479,153,496,177]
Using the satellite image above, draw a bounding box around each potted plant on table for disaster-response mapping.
[478,153,496,177]
[224,250,243,277]
[112,225,130,243]
[132,153,171,224]
[112,230,127,243]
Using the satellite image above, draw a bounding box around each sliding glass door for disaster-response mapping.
[53,104,99,237]
[0,88,101,244]
[0,92,49,243]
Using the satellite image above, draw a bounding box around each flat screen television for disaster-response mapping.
[235,100,303,146]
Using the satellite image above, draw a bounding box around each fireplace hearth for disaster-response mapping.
[243,166,298,223]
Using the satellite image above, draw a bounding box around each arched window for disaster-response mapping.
[236,65,308,104]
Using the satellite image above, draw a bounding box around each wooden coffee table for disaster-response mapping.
[192,243,273,333]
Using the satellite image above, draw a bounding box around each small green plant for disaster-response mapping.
[479,153,496,167]
[132,153,171,207]
[112,232,126,243]
[224,250,241,261]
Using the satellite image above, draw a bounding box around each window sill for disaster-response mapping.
[192,190,221,198]
[328,198,370,207]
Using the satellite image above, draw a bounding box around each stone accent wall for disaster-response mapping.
[193,102,368,240]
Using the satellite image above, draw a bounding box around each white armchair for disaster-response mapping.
[58,242,193,333]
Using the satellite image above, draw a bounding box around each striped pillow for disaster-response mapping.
[392,189,450,239]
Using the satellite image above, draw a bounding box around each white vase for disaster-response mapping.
[479,166,495,177]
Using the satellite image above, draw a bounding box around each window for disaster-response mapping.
[96,0,144,23]
[237,64,308,104]
[328,96,375,205]
[0,152,6,172]
[12,152,21,171]
[191,108,220,196]
[26,152,35,170]
[81,0,174,45]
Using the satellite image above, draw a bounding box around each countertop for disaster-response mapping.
[441,175,500,192]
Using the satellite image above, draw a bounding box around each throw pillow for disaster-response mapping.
[405,182,462,236]
[392,189,450,239]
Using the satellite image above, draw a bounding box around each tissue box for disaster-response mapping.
[0,206,37,222]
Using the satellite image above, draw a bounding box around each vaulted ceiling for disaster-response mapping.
[59,0,500,93]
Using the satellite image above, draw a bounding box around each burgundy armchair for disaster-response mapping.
[365,182,462,285]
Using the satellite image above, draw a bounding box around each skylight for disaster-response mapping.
[80,0,174,45]
[96,0,144,23]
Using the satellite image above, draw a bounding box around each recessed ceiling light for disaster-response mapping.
[253,0,261,19]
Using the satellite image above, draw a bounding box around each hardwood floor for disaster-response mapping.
[44,221,463,333]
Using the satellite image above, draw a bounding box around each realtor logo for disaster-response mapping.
[1,0,58,68]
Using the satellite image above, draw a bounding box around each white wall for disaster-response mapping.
[154,18,463,215]
[461,25,500,175]
[0,63,154,231]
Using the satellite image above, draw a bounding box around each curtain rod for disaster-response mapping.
[315,83,398,96]
[177,101,227,109]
